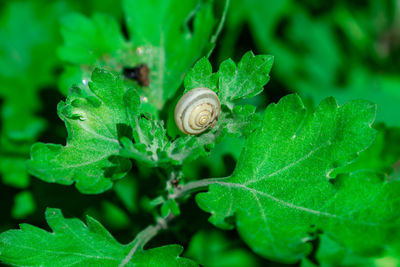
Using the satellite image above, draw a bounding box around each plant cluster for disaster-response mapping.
[0,0,399,266]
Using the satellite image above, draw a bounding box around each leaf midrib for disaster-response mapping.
[215,180,385,226]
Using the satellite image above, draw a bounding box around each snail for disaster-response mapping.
[174,87,221,135]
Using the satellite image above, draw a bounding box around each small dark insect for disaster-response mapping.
[123,64,150,86]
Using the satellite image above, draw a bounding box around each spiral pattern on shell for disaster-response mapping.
[174,87,221,135]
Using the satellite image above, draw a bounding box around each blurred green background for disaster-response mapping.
[0,0,399,266]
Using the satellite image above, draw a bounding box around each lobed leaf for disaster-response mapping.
[196,94,400,262]
[120,118,209,167]
[123,0,216,108]
[218,51,273,107]
[28,69,137,194]
[333,123,400,177]
[228,1,400,127]
[35,49,275,189]
[0,208,197,266]
[181,52,271,139]
[59,13,126,65]
[58,12,128,94]
[60,0,216,112]
[121,51,274,168]
[184,57,218,93]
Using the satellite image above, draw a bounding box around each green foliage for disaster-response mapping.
[183,52,271,138]
[196,94,400,262]
[120,118,207,167]
[310,234,379,267]
[302,233,400,267]
[0,157,29,188]
[334,124,400,176]
[29,51,272,194]
[123,0,216,108]
[11,191,36,219]
[58,12,127,94]
[184,57,219,93]
[27,50,273,193]
[218,52,273,107]
[101,201,131,230]
[59,13,125,65]
[185,52,273,108]
[185,230,261,267]
[28,69,134,193]
[114,175,139,213]
[121,51,272,167]
[0,208,196,266]
[59,0,216,113]
[0,1,66,146]
[223,0,400,127]
[0,0,73,189]
[0,0,130,190]
[1,0,400,266]
[183,136,244,179]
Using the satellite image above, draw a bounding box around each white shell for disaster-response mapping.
[174,88,221,135]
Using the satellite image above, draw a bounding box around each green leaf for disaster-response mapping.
[184,52,273,109]
[312,234,378,267]
[122,52,271,167]
[183,136,245,179]
[161,199,181,218]
[333,124,400,176]
[374,256,400,267]
[0,0,79,190]
[122,117,170,166]
[219,105,263,137]
[186,53,269,137]
[11,191,36,220]
[180,52,271,140]
[0,1,70,145]
[59,13,126,65]
[57,11,135,102]
[196,94,400,262]
[218,51,273,107]
[309,233,400,267]
[28,69,136,194]
[58,12,129,94]
[60,0,216,112]
[301,258,317,267]
[233,2,400,127]
[120,113,211,167]
[185,230,261,267]
[298,69,400,128]
[101,201,131,230]
[184,57,218,93]
[121,125,208,167]
[0,208,197,266]
[123,0,216,108]
[0,157,30,188]
[114,175,138,213]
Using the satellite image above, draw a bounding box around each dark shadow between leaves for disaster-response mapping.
[104,155,132,179]
[116,123,133,141]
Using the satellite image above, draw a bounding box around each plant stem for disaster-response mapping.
[120,215,173,267]
[121,176,228,266]
[170,176,229,199]
[207,0,231,58]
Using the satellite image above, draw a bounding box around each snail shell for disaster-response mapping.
[175,88,221,135]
